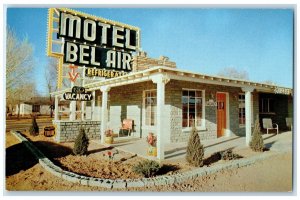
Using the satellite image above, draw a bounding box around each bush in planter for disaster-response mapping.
[73,128,89,155]
[186,126,204,167]
[220,149,243,160]
[132,160,161,178]
[249,118,264,152]
[29,116,39,136]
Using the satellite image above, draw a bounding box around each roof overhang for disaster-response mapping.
[51,66,293,96]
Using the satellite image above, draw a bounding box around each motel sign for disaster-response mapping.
[59,11,138,71]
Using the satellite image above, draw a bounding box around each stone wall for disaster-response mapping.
[53,121,100,143]
[98,79,262,143]
[132,51,176,72]
[109,81,157,138]
[166,80,254,143]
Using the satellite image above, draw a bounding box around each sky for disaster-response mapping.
[6,7,294,95]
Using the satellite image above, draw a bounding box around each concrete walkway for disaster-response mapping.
[97,131,292,161]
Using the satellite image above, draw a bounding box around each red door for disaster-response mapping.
[217,93,226,137]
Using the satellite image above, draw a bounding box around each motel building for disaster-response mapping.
[48,8,293,160]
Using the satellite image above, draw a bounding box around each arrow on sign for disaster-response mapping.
[68,65,79,82]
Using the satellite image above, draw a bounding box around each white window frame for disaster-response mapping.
[142,89,157,129]
[182,89,206,131]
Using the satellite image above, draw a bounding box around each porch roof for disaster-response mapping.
[51,66,292,96]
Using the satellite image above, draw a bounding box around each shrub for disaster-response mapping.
[29,116,39,136]
[132,160,161,178]
[186,126,204,167]
[73,128,89,155]
[249,118,264,152]
[220,149,243,160]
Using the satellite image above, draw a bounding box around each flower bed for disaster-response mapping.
[19,129,260,180]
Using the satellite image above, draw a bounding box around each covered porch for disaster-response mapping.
[51,66,291,160]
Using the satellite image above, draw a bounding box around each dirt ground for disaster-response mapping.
[5,130,292,192]
[11,130,191,179]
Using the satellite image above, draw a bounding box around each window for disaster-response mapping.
[239,94,245,125]
[182,90,204,128]
[144,90,156,126]
[32,105,40,112]
[239,93,254,126]
[95,95,101,106]
[260,98,274,113]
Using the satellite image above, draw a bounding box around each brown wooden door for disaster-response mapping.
[217,93,226,137]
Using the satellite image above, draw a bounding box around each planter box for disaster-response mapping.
[147,146,157,157]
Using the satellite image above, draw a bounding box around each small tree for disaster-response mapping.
[186,126,204,167]
[73,128,89,155]
[132,160,161,178]
[249,118,264,152]
[6,27,37,119]
[29,116,39,136]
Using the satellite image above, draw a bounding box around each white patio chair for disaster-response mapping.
[262,118,279,135]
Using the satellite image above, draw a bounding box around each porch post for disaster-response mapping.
[69,82,76,121]
[69,101,76,121]
[242,87,254,146]
[152,74,170,160]
[100,86,110,144]
[81,66,86,121]
[54,95,59,121]
[91,90,95,120]
[81,101,85,121]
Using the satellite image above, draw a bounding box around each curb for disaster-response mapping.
[10,130,288,189]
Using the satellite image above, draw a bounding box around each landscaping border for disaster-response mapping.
[10,130,284,189]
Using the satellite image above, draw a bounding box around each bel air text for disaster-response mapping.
[58,11,139,71]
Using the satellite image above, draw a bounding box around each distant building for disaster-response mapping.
[14,97,69,116]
